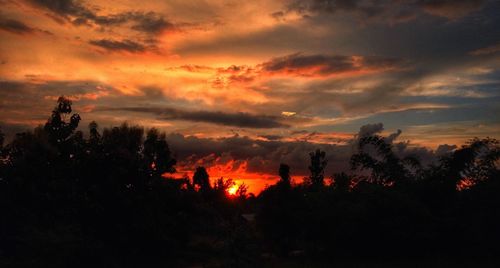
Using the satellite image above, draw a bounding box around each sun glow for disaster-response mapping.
[227,184,239,196]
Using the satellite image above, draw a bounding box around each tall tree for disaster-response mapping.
[308,149,327,187]
[278,163,291,188]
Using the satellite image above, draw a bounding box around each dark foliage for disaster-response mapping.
[0,98,499,266]
[193,166,211,192]
[307,149,327,187]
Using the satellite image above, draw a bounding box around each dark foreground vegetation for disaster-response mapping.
[1,97,499,267]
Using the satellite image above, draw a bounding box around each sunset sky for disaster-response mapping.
[1,0,499,192]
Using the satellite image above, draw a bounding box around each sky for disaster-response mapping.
[1,0,499,193]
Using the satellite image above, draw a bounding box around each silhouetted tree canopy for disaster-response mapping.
[193,166,210,192]
[350,135,420,185]
[1,97,499,266]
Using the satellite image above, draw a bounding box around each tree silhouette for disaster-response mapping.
[308,149,327,187]
[213,177,235,193]
[236,183,248,198]
[44,96,81,145]
[332,172,352,192]
[143,128,176,179]
[278,163,291,188]
[193,166,211,192]
[89,121,101,141]
[350,135,420,185]
[432,137,500,191]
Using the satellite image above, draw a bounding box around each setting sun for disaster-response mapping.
[1,0,500,265]
[227,184,238,196]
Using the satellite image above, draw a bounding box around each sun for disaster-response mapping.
[227,184,238,196]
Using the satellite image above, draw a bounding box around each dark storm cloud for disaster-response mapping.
[89,39,147,53]
[101,107,290,129]
[26,0,176,34]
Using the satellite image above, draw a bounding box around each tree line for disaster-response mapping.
[0,97,499,266]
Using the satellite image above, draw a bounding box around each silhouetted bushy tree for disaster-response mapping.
[350,135,420,185]
[44,96,81,145]
[143,128,176,178]
[193,166,211,192]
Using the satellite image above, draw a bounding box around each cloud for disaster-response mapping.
[279,0,486,23]
[259,53,400,77]
[129,12,175,34]
[0,18,35,34]
[26,0,96,25]
[89,39,148,53]
[165,123,450,180]
[357,122,384,138]
[166,132,353,177]
[175,53,401,83]
[100,107,290,129]
[26,0,176,34]
[417,0,485,19]
[0,17,52,35]
[0,79,117,129]
[469,43,500,56]
[435,144,457,155]
[259,135,284,141]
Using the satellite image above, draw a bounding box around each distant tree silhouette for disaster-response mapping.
[308,149,327,187]
[89,121,101,141]
[278,163,291,188]
[193,166,211,192]
[350,135,420,185]
[143,128,176,178]
[213,177,235,193]
[44,96,81,145]
[236,183,248,198]
[332,172,352,192]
